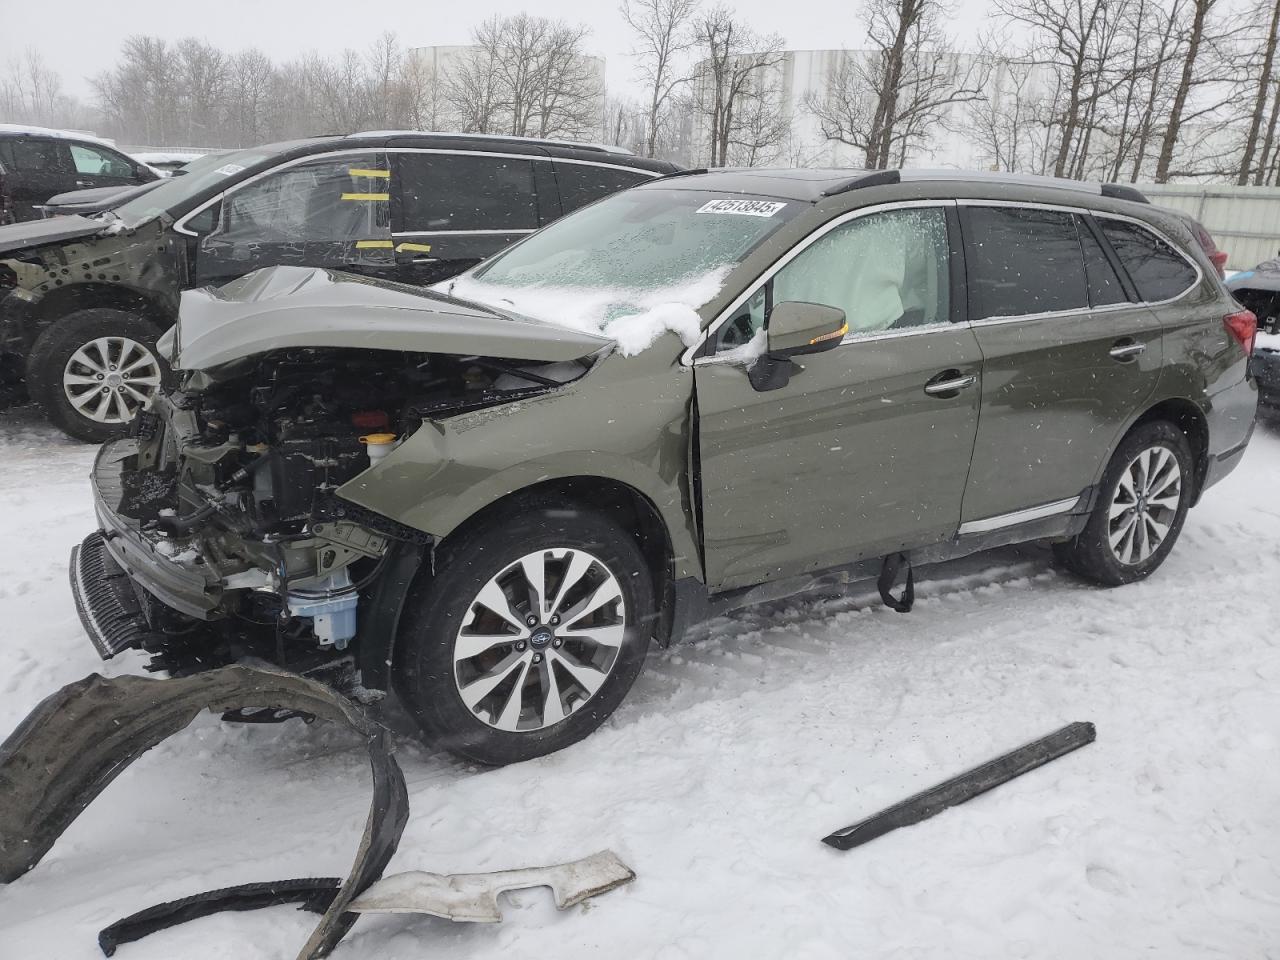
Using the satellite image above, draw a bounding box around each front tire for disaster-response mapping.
[1054,421,1194,585]
[26,309,169,443]
[394,502,655,765]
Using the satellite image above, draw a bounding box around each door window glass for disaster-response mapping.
[209,153,390,245]
[7,139,65,172]
[715,207,951,351]
[558,164,652,214]
[69,143,135,178]
[1078,218,1129,306]
[964,207,1089,319]
[1098,218,1199,302]
[397,153,537,231]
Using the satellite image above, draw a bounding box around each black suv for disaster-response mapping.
[0,133,677,440]
[0,126,159,224]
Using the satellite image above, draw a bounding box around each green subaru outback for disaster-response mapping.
[71,169,1257,764]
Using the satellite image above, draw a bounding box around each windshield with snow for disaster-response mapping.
[111,149,273,226]
[471,187,798,295]
[451,187,800,353]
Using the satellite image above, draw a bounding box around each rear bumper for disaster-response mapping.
[90,439,223,620]
[1200,374,1258,495]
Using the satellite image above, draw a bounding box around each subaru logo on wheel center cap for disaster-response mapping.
[530,627,555,648]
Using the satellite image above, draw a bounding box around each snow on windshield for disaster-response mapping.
[446,187,798,356]
[448,268,730,356]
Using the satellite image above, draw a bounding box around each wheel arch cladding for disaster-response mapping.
[447,475,676,634]
[1129,398,1209,499]
[34,282,172,336]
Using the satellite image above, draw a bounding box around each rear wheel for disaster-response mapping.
[1054,421,1193,585]
[26,309,169,443]
[394,502,655,765]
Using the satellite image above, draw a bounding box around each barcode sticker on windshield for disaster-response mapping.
[696,199,787,217]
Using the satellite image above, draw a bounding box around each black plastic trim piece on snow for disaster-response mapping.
[98,879,342,956]
[821,721,1096,850]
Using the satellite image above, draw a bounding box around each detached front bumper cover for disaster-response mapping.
[0,665,408,960]
[0,665,636,957]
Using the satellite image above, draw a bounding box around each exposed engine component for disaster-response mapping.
[100,346,589,668]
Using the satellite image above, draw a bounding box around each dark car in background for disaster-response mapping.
[35,154,224,219]
[0,125,159,224]
[0,132,677,440]
[1227,258,1280,409]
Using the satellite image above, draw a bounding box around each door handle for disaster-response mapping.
[923,371,978,396]
[75,179,92,188]
[1109,340,1146,361]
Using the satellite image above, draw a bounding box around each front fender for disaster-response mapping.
[336,343,702,582]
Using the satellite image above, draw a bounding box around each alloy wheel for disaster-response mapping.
[452,547,627,733]
[62,336,162,424]
[1108,445,1182,565]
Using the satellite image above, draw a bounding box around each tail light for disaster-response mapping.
[1224,309,1257,355]
[1189,220,1228,279]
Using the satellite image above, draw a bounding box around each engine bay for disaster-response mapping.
[104,346,588,671]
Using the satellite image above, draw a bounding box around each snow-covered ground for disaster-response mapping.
[1,405,1278,959]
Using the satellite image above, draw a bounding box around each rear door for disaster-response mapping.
[389,150,544,286]
[0,137,75,220]
[552,160,657,216]
[695,203,984,590]
[194,151,395,286]
[958,203,1164,530]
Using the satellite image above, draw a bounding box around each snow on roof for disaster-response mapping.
[0,123,115,147]
[130,151,208,165]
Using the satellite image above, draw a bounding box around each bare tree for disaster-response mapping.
[1238,0,1280,182]
[621,0,700,157]
[691,6,787,166]
[444,15,601,141]
[809,0,988,169]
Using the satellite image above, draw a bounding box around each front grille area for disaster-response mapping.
[69,532,152,660]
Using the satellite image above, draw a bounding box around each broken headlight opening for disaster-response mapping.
[75,345,590,686]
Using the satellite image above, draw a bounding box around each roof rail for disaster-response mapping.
[344,130,631,155]
[654,167,709,181]
[820,169,901,198]
[1101,183,1149,204]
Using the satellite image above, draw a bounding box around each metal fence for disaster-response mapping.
[1137,183,1280,271]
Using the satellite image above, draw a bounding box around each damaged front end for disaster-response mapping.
[72,266,611,692]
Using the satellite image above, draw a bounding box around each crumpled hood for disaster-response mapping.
[166,266,613,371]
[0,214,106,255]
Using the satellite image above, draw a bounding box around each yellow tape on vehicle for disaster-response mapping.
[340,192,390,201]
[355,240,394,249]
[348,168,391,178]
[395,242,432,253]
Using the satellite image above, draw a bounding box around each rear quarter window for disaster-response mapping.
[1099,219,1199,302]
[557,164,654,214]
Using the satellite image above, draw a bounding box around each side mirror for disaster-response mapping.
[749,301,847,392]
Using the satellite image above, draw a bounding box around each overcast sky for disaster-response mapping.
[0,0,984,106]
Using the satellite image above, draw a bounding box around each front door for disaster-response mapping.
[695,205,983,591]
[67,141,149,192]
[957,204,1165,527]
[195,151,396,287]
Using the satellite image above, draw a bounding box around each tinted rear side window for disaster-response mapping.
[6,138,65,172]
[1078,219,1129,306]
[1098,219,1198,302]
[963,207,1089,319]
[557,164,653,214]
[396,153,537,232]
